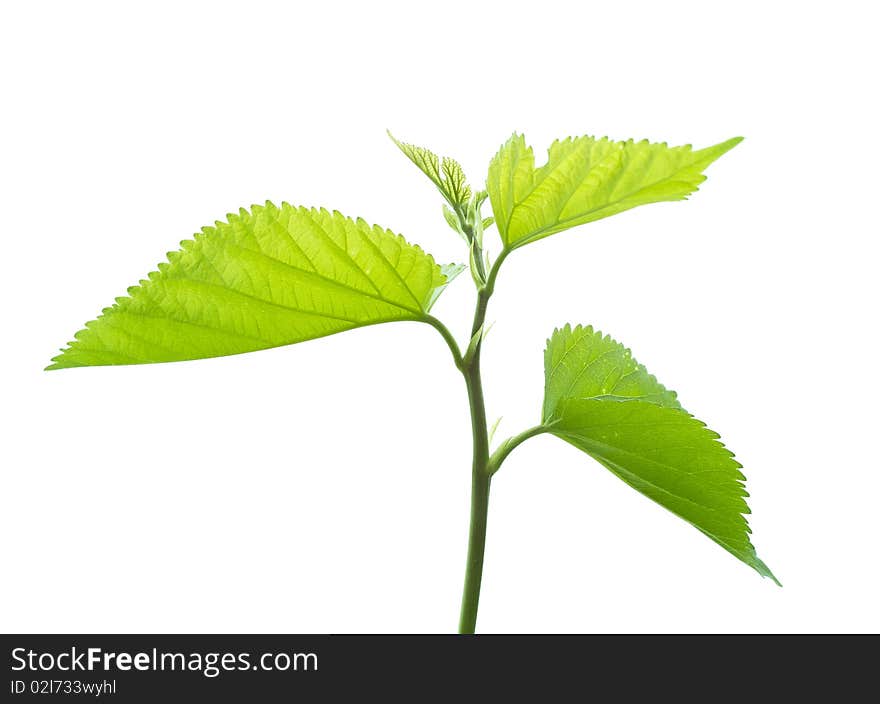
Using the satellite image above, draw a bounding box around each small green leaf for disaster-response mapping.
[488,416,503,445]
[388,131,472,210]
[543,325,777,583]
[442,204,467,240]
[49,203,457,370]
[488,133,742,248]
[428,263,467,308]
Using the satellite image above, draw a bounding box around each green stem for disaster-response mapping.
[458,287,492,634]
[424,315,463,370]
[427,247,516,633]
[487,424,548,476]
[459,450,490,634]
[484,247,509,296]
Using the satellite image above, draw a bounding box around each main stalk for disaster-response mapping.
[458,288,492,634]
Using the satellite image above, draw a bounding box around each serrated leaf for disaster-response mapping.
[49,203,457,370]
[543,324,680,421]
[388,131,472,210]
[442,156,471,208]
[488,133,742,248]
[543,325,777,583]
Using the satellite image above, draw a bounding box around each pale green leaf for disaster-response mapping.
[543,325,777,583]
[442,204,467,239]
[48,203,456,370]
[428,263,467,308]
[388,131,472,210]
[488,416,503,445]
[488,133,742,248]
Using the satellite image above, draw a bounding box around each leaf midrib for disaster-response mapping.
[205,238,426,317]
[555,431,745,501]
[509,150,699,246]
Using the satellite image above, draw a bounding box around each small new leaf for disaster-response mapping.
[488,133,742,248]
[542,325,778,583]
[488,417,503,445]
[442,204,467,240]
[429,263,467,309]
[49,204,457,369]
[389,131,472,211]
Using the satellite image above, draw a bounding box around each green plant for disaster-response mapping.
[48,131,778,633]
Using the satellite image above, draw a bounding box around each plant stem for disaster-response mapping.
[424,315,464,370]
[428,248,514,633]
[456,247,520,633]
[458,287,492,634]
[458,448,490,633]
[428,246,562,631]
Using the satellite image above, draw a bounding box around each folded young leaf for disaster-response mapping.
[488,133,742,249]
[48,204,458,369]
[543,325,777,583]
[388,131,472,211]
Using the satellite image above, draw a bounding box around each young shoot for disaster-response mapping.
[48,130,777,633]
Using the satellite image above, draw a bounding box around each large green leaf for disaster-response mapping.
[543,324,680,421]
[543,325,777,583]
[48,203,461,369]
[487,133,742,248]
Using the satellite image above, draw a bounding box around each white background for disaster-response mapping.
[1,1,877,633]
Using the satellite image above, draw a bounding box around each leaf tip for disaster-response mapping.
[699,135,745,164]
[754,557,781,586]
[718,136,744,155]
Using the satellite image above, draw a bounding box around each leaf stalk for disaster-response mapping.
[487,424,549,476]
